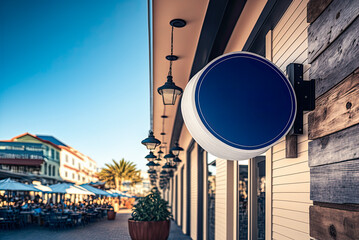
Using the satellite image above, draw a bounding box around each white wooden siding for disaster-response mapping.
[269,0,312,239]
[190,143,198,240]
[215,159,234,240]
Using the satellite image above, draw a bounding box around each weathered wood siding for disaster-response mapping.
[307,0,359,238]
[269,0,313,239]
[310,205,359,240]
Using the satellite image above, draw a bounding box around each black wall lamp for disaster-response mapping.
[157,19,186,105]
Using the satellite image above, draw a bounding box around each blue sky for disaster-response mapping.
[0,0,150,170]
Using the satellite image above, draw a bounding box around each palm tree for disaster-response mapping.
[99,158,142,191]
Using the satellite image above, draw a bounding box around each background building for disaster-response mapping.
[11,133,61,183]
[1,133,99,185]
[0,141,44,180]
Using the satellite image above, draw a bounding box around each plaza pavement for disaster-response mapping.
[0,209,191,240]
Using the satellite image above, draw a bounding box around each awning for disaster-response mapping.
[0,158,44,166]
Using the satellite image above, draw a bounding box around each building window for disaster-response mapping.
[56,151,59,160]
[51,149,54,158]
[89,163,92,167]
[72,158,74,165]
[53,166,56,176]
[65,171,68,177]
[78,175,80,180]
[82,177,85,182]
[44,163,47,175]
[72,173,75,179]
[66,155,68,163]
[78,163,81,170]
[207,153,216,240]
[48,165,51,176]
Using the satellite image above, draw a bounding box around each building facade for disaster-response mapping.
[1,133,99,185]
[11,133,62,183]
[59,145,99,184]
[0,141,44,179]
[150,0,358,239]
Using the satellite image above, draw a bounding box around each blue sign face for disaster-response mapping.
[194,52,296,150]
[182,51,297,160]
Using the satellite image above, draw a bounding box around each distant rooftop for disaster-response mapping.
[36,135,68,147]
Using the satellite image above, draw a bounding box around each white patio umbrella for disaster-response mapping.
[31,184,53,193]
[0,178,40,208]
[49,183,95,195]
[107,189,128,198]
[80,184,111,197]
[0,178,40,192]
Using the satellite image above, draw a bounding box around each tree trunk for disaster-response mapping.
[115,177,120,191]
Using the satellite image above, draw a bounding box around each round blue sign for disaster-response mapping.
[182,51,297,160]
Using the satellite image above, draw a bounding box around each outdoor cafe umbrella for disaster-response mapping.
[0,178,40,207]
[0,178,40,192]
[49,183,95,195]
[79,184,111,197]
[106,189,128,198]
[31,184,53,193]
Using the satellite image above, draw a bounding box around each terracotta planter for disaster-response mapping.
[107,210,116,220]
[128,219,170,240]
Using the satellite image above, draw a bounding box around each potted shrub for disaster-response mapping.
[128,189,172,240]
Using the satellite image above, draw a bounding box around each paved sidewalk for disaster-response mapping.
[0,209,190,240]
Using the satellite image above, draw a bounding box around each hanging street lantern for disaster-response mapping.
[141,131,161,151]
[173,156,182,166]
[146,161,157,170]
[157,19,186,106]
[170,141,183,156]
[145,151,157,161]
[162,162,171,171]
[158,76,183,105]
[164,151,175,162]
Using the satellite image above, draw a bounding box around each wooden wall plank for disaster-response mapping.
[273,0,303,42]
[310,205,359,240]
[273,171,310,185]
[308,69,359,140]
[273,182,310,193]
[308,124,359,167]
[308,0,359,63]
[310,17,359,97]
[307,0,333,24]
[273,200,311,214]
[273,208,309,223]
[273,192,311,203]
[273,215,309,233]
[273,161,309,177]
[272,223,309,239]
[310,160,359,204]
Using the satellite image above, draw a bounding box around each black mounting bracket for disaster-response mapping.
[285,63,315,158]
[287,63,315,135]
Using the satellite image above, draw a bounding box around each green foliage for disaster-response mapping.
[131,188,172,221]
[98,158,141,190]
